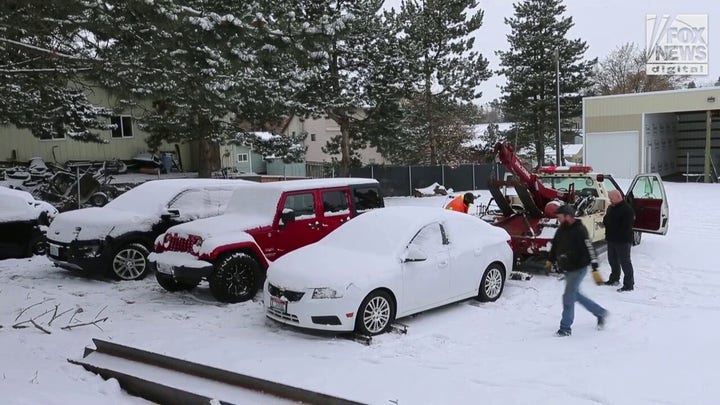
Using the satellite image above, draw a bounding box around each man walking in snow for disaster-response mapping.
[603,190,635,292]
[549,204,607,337]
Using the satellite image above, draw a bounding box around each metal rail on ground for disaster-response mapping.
[69,338,366,405]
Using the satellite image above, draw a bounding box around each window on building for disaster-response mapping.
[39,131,66,141]
[111,116,134,138]
[237,153,249,163]
[310,133,316,142]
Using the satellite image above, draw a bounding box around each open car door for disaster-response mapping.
[626,173,669,235]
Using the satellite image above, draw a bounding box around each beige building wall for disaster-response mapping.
[0,86,195,170]
[583,87,720,176]
[283,116,387,165]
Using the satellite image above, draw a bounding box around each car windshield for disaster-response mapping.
[105,183,183,214]
[320,210,419,255]
[539,176,597,193]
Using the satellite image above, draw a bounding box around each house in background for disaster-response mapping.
[280,115,387,165]
[0,86,197,171]
[219,132,307,177]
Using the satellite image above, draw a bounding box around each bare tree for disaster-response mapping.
[593,42,686,95]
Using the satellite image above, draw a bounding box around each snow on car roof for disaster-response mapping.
[320,206,482,255]
[259,178,378,192]
[0,185,36,203]
[106,179,251,214]
[224,178,379,217]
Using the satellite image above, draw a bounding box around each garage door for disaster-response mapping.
[585,131,640,179]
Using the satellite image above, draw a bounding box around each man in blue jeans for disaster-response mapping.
[549,204,608,337]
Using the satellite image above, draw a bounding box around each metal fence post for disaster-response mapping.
[371,165,374,179]
[472,163,476,190]
[441,164,445,186]
[408,165,413,196]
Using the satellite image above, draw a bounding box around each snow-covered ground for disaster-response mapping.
[1,182,718,404]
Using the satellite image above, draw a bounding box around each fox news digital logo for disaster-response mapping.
[646,14,708,75]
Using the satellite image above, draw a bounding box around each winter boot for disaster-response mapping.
[617,286,634,292]
[604,280,619,286]
[597,312,608,330]
[555,329,571,337]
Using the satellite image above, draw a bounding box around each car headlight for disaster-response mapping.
[312,287,343,299]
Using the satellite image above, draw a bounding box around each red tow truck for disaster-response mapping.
[482,142,669,274]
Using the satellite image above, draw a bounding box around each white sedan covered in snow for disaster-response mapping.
[264,206,513,336]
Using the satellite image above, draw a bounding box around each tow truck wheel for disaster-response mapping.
[633,231,642,246]
[209,253,262,303]
[477,263,505,302]
[156,272,200,292]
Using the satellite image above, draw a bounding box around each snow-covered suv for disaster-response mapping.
[0,186,58,259]
[149,178,383,303]
[46,179,251,280]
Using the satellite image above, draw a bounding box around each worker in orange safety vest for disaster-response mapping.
[445,192,475,214]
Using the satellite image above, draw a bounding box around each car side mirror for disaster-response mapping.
[161,208,180,221]
[280,210,296,227]
[403,246,427,263]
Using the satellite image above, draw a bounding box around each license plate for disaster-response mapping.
[270,297,287,313]
[49,244,59,257]
[156,262,173,275]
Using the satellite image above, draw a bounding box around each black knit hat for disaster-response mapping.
[555,204,576,217]
[463,192,475,204]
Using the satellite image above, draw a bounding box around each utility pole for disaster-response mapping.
[705,110,712,183]
[555,48,562,166]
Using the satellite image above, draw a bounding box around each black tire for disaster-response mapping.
[26,232,47,257]
[355,290,396,336]
[107,243,150,280]
[208,253,263,303]
[477,263,505,302]
[156,272,200,292]
[633,231,642,246]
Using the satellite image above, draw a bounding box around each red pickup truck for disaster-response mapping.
[149,178,384,302]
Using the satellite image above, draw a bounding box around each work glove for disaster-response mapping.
[591,269,604,286]
[544,260,553,274]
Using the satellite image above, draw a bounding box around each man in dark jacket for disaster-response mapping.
[603,190,635,292]
[549,204,607,337]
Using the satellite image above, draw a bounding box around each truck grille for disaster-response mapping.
[267,307,299,323]
[164,234,202,254]
[267,284,305,302]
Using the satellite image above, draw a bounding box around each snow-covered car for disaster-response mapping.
[264,206,513,336]
[46,179,251,280]
[0,186,58,259]
[149,178,384,303]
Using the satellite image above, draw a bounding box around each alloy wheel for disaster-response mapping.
[363,296,391,334]
[113,248,147,280]
[484,268,503,299]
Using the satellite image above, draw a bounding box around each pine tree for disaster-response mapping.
[89,0,301,177]
[0,0,111,142]
[362,0,490,165]
[286,0,400,176]
[497,0,594,165]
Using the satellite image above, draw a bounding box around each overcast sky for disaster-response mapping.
[383,0,719,104]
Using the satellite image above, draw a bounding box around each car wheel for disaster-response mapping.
[209,253,262,303]
[355,290,395,336]
[156,272,200,292]
[633,231,642,246]
[478,263,505,302]
[108,243,150,280]
[27,232,48,257]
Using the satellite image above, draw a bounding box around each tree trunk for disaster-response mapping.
[338,115,351,177]
[425,70,436,165]
[196,116,220,178]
